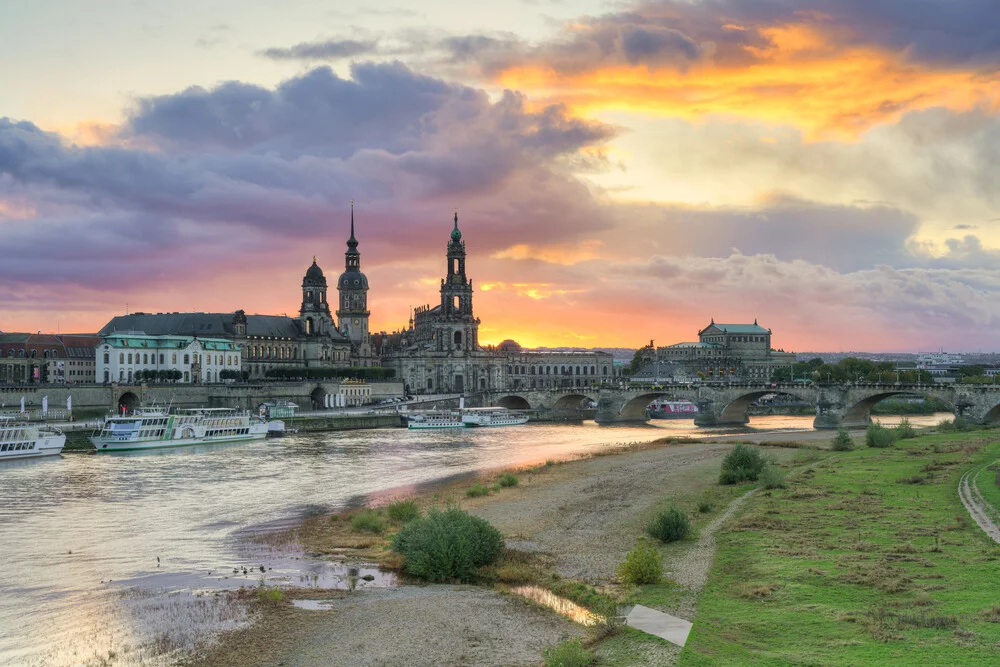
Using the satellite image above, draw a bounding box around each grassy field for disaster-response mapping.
[680,430,1000,666]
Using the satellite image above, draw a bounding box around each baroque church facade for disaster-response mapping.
[97,207,609,392]
[97,206,376,380]
[380,214,613,395]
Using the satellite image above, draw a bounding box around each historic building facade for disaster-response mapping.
[95,209,388,380]
[95,333,241,384]
[382,215,612,395]
[653,320,795,380]
[0,333,100,384]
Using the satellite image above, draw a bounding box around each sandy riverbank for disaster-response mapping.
[186,435,814,667]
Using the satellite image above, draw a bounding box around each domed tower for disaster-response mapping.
[299,257,333,336]
[436,212,479,352]
[336,202,370,345]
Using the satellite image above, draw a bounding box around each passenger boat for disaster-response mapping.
[646,399,699,420]
[90,407,269,452]
[0,416,66,461]
[406,411,464,429]
[461,408,529,427]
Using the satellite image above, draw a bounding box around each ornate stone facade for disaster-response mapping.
[654,319,795,380]
[382,215,612,395]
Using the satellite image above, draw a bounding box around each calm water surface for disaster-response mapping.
[0,413,949,665]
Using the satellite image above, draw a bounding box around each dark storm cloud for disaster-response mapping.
[258,39,381,61]
[0,64,616,294]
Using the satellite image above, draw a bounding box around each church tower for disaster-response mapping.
[299,257,333,336]
[436,212,479,352]
[336,202,371,348]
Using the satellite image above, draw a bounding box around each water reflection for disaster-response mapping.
[0,415,949,665]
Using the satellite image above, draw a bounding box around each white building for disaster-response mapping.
[96,333,241,384]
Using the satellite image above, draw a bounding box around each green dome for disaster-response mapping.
[451,212,462,241]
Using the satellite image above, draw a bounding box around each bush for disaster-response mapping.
[698,501,713,513]
[386,499,421,523]
[895,418,917,439]
[866,423,898,448]
[617,540,662,585]
[498,473,519,488]
[466,482,491,498]
[831,428,854,451]
[543,639,594,667]
[719,443,767,484]
[391,507,504,582]
[760,464,788,489]
[646,506,691,543]
[350,509,385,534]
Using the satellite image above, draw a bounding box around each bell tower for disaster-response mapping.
[336,202,371,346]
[436,212,479,352]
[299,257,332,336]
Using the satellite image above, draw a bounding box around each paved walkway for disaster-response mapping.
[624,605,693,646]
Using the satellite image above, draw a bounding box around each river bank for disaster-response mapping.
[186,432,813,667]
[681,428,1000,665]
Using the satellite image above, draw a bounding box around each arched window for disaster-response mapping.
[104,352,110,364]
[602,366,608,375]
[454,331,462,346]
[128,353,133,364]
[143,354,148,364]
[591,366,596,375]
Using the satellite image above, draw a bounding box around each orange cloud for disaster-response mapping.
[496,22,1000,139]
[491,240,605,264]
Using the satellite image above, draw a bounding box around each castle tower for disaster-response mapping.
[336,202,370,346]
[436,212,479,352]
[299,256,333,336]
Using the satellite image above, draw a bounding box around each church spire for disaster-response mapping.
[450,209,462,242]
[347,199,359,253]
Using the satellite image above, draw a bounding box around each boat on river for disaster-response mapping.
[406,411,464,429]
[90,407,269,452]
[461,408,529,427]
[406,408,529,429]
[646,399,698,420]
[0,416,66,461]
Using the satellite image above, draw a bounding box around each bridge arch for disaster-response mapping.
[618,392,674,420]
[717,390,812,424]
[497,395,531,410]
[552,393,595,410]
[841,390,955,427]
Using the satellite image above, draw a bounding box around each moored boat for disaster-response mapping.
[461,408,529,427]
[0,416,66,461]
[90,407,270,452]
[406,411,464,429]
[646,399,699,420]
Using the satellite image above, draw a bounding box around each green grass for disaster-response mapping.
[466,482,491,498]
[498,473,519,488]
[385,499,421,523]
[350,509,385,534]
[680,430,1000,666]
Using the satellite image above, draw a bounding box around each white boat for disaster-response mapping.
[90,407,270,452]
[0,416,66,461]
[461,408,529,428]
[406,411,464,429]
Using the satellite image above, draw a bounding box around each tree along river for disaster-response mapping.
[0,413,950,666]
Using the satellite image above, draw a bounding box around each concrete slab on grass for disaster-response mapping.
[625,604,693,647]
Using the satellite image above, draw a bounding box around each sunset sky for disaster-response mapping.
[2,0,999,351]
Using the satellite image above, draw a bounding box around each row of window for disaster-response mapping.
[107,352,238,366]
[5,349,59,358]
[703,335,767,344]
[508,365,608,376]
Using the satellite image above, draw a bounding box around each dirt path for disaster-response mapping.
[959,465,1000,543]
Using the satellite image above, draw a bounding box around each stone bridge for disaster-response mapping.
[479,383,1000,429]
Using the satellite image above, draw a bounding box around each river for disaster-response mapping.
[0,413,951,666]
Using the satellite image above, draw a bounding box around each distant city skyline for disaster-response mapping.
[2,1,999,351]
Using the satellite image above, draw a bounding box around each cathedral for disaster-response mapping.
[98,205,376,380]
[97,207,610,392]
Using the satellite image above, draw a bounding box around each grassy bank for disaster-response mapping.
[680,430,1000,665]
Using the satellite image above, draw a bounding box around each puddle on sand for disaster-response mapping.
[291,599,337,610]
[511,585,599,626]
